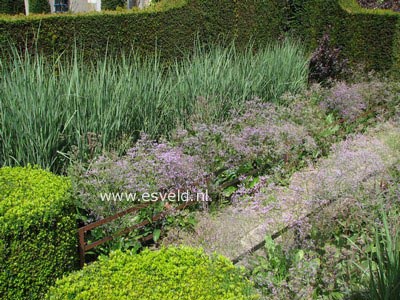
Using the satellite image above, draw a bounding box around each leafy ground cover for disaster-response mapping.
[73,74,399,260]
[162,120,400,255]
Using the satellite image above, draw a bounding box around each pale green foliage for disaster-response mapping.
[47,247,259,300]
[0,166,77,300]
[0,41,308,172]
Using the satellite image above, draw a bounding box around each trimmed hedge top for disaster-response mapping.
[47,247,259,300]
[0,165,72,230]
[0,0,399,74]
[0,0,286,61]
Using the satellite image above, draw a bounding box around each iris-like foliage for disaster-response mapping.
[0,41,308,172]
[367,212,400,300]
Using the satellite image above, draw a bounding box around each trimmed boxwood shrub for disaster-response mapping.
[47,247,259,300]
[0,166,78,300]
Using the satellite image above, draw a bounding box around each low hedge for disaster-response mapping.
[47,247,259,299]
[0,0,286,61]
[289,0,400,75]
[0,166,78,300]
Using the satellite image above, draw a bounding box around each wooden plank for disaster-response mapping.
[78,199,198,266]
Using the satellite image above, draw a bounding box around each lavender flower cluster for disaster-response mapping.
[322,82,367,120]
[321,80,395,121]
[292,133,397,206]
[173,99,317,171]
[73,97,322,247]
[76,134,208,220]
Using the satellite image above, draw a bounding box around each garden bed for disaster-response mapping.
[1,32,400,299]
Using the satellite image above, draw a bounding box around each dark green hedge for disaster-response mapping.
[0,0,49,15]
[30,0,51,14]
[0,166,78,300]
[0,0,24,15]
[0,0,286,61]
[289,0,400,75]
[1,0,399,74]
[102,0,126,10]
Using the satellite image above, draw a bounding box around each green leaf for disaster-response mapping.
[222,186,237,197]
[153,229,161,242]
[294,249,304,263]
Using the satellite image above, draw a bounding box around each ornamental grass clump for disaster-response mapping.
[46,247,259,300]
[366,212,400,300]
[0,40,308,172]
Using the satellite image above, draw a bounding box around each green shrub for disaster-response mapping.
[0,166,78,300]
[30,0,51,14]
[1,0,399,74]
[0,0,24,15]
[47,246,259,299]
[102,0,126,10]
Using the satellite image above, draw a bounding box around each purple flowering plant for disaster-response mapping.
[171,99,318,197]
[70,76,400,262]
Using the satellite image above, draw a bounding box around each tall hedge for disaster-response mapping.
[289,0,400,75]
[0,166,78,300]
[0,0,286,61]
[0,0,399,74]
